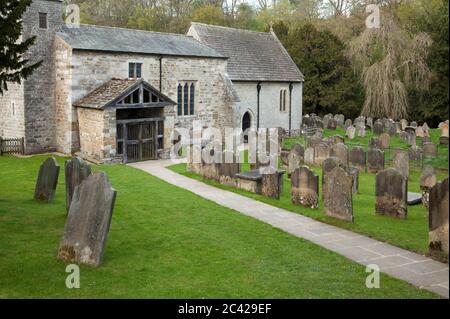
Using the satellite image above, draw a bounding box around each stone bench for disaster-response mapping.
[236,169,285,199]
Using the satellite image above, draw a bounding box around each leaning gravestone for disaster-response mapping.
[423,142,438,158]
[349,146,366,172]
[420,166,437,208]
[291,166,319,209]
[375,168,408,219]
[324,166,354,222]
[65,157,92,212]
[34,157,60,203]
[428,177,449,257]
[367,148,385,174]
[331,143,349,166]
[288,144,304,176]
[380,133,390,149]
[346,125,356,140]
[57,172,117,267]
[392,150,409,180]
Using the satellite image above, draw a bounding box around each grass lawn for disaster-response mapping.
[0,155,439,298]
[169,129,448,256]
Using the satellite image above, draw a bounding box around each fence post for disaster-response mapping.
[21,137,25,155]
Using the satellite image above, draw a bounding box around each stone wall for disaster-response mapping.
[22,0,63,154]
[0,83,25,138]
[76,107,105,161]
[233,81,303,132]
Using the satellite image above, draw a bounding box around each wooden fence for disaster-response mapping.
[0,137,24,156]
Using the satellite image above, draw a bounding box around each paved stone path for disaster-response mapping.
[130,160,449,298]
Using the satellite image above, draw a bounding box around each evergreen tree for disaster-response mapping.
[0,0,42,95]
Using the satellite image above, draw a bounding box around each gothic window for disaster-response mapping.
[129,63,142,78]
[177,81,196,116]
[280,89,288,112]
[39,12,47,29]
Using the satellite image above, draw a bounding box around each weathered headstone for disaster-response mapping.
[375,168,408,219]
[34,157,60,203]
[355,124,366,137]
[387,122,397,136]
[344,119,353,130]
[423,142,438,158]
[57,172,117,267]
[369,138,381,149]
[380,133,390,149]
[327,118,338,130]
[324,166,354,222]
[408,146,423,161]
[399,131,409,143]
[422,136,432,144]
[331,143,349,166]
[304,147,315,165]
[416,126,425,138]
[291,166,319,209]
[280,150,290,167]
[349,146,366,172]
[261,171,285,199]
[367,148,385,174]
[373,121,384,135]
[428,178,449,257]
[410,121,418,128]
[314,143,330,166]
[65,158,92,212]
[420,166,437,208]
[405,127,417,146]
[400,119,408,131]
[346,125,356,140]
[288,144,305,176]
[366,117,373,129]
[392,150,409,180]
[347,166,359,194]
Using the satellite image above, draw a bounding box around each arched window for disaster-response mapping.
[183,83,189,116]
[280,89,287,112]
[177,84,183,116]
[190,83,195,115]
[177,81,196,116]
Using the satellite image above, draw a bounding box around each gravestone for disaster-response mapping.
[367,148,385,174]
[408,146,423,161]
[366,117,373,129]
[440,123,449,145]
[387,122,397,136]
[380,133,390,149]
[399,131,409,143]
[355,124,366,137]
[331,143,349,166]
[304,147,315,165]
[375,168,408,219]
[423,142,438,158]
[324,166,354,222]
[373,121,384,135]
[327,119,338,130]
[349,146,366,172]
[332,135,345,144]
[347,166,359,194]
[65,158,92,213]
[344,119,352,130]
[288,144,305,176]
[280,150,290,167]
[335,114,345,127]
[34,157,60,203]
[422,136,432,144]
[392,150,409,180]
[400,119,408,131]
[314,143,330,166]
[428,178,449,257]
[323,114,332,129]
[291,166,319,209]
[405,127,417,146]
[369,138,381,149]
[410,121,418,128]
[346,125,356,140]
[420,166,437,208]
[261,171,285,199]
[416,126,425,138]
[57,172,117,267]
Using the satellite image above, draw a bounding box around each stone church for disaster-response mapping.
[0,0,304,163]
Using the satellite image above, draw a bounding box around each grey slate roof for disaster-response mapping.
[73,78,176,109]
[58,24,225,59]
[190,23,304,82]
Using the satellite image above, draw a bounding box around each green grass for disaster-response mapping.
[169,142,448,256]
[0,155,439,298]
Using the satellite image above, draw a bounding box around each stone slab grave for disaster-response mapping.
[349,146,366,172]
[58,172,117,267]
[323,166,354,222]
[34,157,60,203]
[65,157,92,212]
[291,166,319,208]
[367,148,385,174]
[375,168,408,219]
[236,169,285,199]
[392,150,409,180]
[236,170,263,194]
[423,142,438,158]
[428,177,449,258]
[420,166,437,208]
[288,144,304,176]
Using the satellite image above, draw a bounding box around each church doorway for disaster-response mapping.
[242,111,252,143]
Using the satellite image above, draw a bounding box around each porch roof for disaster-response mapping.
[73,78,177,109]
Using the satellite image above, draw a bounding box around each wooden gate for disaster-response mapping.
[0,137,24,156]
[117,118,164,163]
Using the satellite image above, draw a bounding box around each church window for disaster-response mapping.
[129,63,142,78]
[177,81,195,116]
[39,13,48,29]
